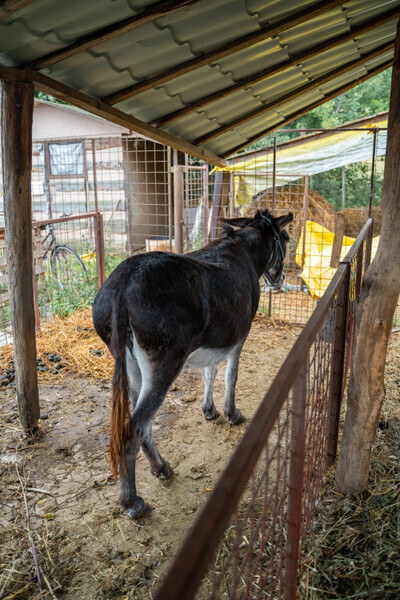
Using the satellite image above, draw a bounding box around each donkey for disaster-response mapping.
[92,209,293,518]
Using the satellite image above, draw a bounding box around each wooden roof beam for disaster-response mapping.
[155,8,400,127]
[221,60,392,158]
[0,64,227,167]
[0,0,37,21]
[102,0,345,105]
[193,41,394,145]
[30,0,201,70]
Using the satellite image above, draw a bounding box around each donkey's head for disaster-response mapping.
[221,209,293,291]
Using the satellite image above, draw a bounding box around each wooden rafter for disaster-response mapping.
[0,0,37,20]
[102,0,345,105]
[30,0,201,70]
[155,8,400,127]
[0,64,227,167]
[222,60,392,157]
[193,41,395,146]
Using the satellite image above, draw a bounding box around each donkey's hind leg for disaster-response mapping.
[223,340,246,425]
[141,421,173,480]
[202,365,218,420]
[119,353,181,519]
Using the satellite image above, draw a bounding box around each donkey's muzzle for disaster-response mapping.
[263,270,286,292]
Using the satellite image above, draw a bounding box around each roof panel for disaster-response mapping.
[0,0,398,162]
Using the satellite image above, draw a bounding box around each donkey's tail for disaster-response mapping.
[108,288,131,479]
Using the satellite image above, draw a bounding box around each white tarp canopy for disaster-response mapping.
[219,116,388,205]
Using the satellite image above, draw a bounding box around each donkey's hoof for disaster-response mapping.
[124,496,148,519]
[154,460,173,480]
[226,408,245,425]
[203,405,218,420]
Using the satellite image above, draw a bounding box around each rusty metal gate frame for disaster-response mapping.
[155,219,374,600]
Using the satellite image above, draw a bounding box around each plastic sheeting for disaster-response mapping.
[41,142,85,176]
[295,221,379,300]
[218,118,387,206]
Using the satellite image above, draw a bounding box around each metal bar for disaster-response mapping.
[173,165,184,254]
[94,213,106,289]
[369,129,377,216]
[203,164,209,245]
[43,141,53,219]
[284,363,307,600]
[268,132,277,317]
[300,176,309,291]
[0,212,101,234]
[365,217,374,268]
[91,139,99,213]
[327,266,350,466]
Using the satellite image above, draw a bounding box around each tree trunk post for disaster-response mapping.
[1,79,40,432]
[335,19,400,493]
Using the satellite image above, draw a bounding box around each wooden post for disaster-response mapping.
[1,79,40,432]
[330,213,346,268]
[173,165,184,254]
[209,171,230,239]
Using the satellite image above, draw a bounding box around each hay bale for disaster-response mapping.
[339,207,382,237]
[244,187,337,240]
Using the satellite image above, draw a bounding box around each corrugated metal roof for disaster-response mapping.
[0,0,398,163]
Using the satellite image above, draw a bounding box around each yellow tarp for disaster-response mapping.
[296,221,379,300]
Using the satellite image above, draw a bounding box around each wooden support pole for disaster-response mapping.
[173,165,184,254]
[1,79,39,431]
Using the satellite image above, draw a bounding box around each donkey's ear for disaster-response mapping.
[221,223,235,237]
[276,212,293,230]
[220,217,253,230]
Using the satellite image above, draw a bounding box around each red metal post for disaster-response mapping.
[284,363,307,600]
[94,212,106,289]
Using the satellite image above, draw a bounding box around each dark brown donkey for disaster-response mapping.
[92,209,293,518]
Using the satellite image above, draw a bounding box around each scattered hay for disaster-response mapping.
[0,309,113,385]
[300,332,400,599]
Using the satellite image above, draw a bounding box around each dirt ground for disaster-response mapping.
[0,315,302,600]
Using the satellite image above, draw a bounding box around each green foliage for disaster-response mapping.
[34,90,68,105]
[309,156,385,210]
[244,69,391,208]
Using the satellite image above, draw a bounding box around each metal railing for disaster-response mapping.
[156,219,374,600]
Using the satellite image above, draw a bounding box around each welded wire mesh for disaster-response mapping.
[0,215,101,346]
[195,308,337,600]
[0,128,390,342]
[183,163,209,252]
[156,223,373,600]
[198,396,291,600]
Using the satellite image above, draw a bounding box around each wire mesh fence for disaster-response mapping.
[155,221,374,600]
[0,127,397,342]
[0,213,104,346]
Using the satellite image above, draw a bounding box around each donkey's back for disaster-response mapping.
[93,246,260,358]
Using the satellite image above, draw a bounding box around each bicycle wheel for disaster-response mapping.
[51,245,87,286]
